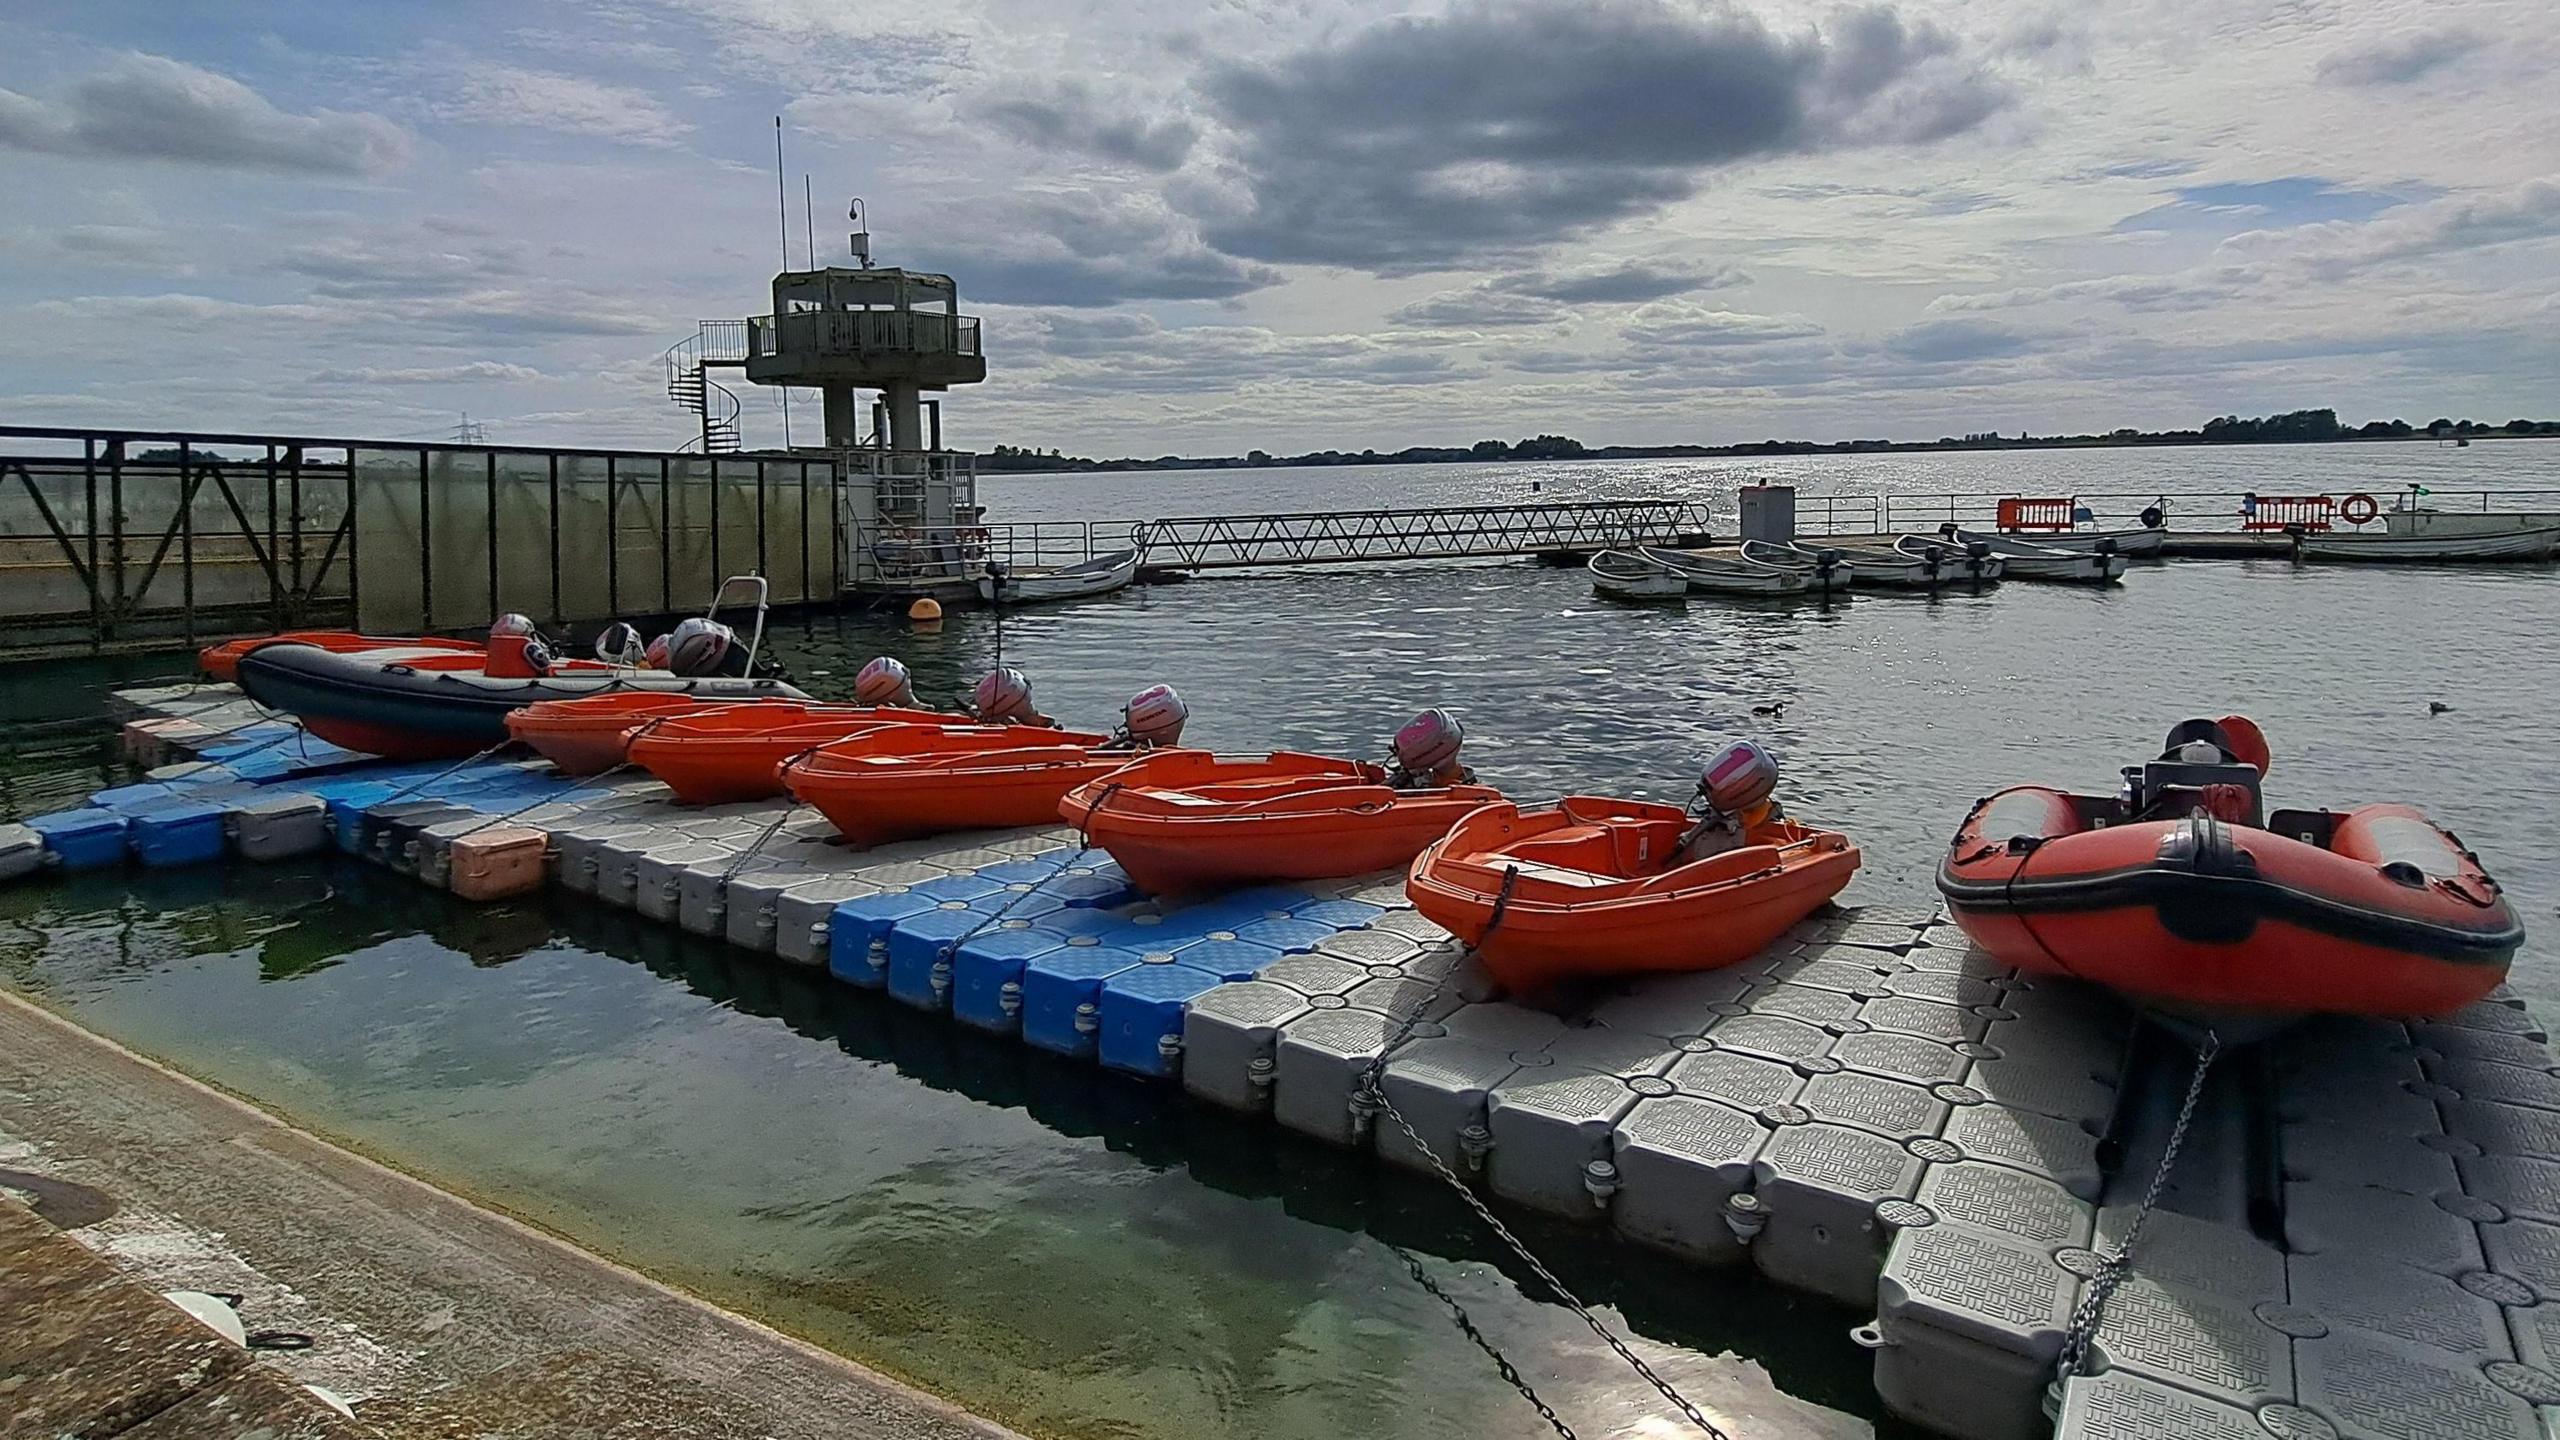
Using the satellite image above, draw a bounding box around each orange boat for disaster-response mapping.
[784,726,1127,846]
[624,702,962,805]
[1406,796,1861,993]
[1938,717,2521,1022]
[504,693,776,776]
[1058,751,1502,895]
[200,631,478,684]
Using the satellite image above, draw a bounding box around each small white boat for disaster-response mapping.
[1589,549,1689,600]
[977,548,1140,604]
[1894,534,2007,585]
[2297,527,2560,564]
[1637,546,1810,596]
[1740,540,1855,592]
[1941,528,2125,584]
[2032,525,2167,559]
[1821,543,1952,589]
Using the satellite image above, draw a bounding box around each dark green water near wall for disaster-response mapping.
[5,551,2557,1438]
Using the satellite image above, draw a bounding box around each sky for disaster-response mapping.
[1,0,2555,455]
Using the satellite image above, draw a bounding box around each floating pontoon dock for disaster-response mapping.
[1,682,2549,1440]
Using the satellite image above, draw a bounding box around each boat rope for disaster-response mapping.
[935,781,1130,964]
[1352,867,1733,1440]
[2051,1028,2223,1387]
[374,739,523,808]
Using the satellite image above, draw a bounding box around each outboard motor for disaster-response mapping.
[644,634,672,671]
[485,612,548,678]
[1702,739,1780,818]
[2140,717,2266,825]
[594,621,645,667]
[664,616,742,678]
[1117,684,1188,749]
[1388,708,1472,789]
[972,666,1043,724]
[853,656,915,707]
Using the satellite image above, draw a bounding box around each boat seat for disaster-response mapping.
[1494,858,1619,889]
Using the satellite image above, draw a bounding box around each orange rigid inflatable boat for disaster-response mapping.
[200,631,479,683]
[1058,751,1503,895]
[1406,796,1861,993]
[1938,718,2522,1021]
[623,702,962,805]
[783,726,1127,846]
[505,693,772,776]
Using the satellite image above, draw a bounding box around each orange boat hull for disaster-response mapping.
[1939,786,2520,1019]
[784,727,1128,846]
[1058,751,1502,895]
[623,704,961,805]
[505,693,759,775]
[1406,797,1859,993]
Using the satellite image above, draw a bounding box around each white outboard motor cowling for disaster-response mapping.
[1393,708,1465,777]
[854,656,914,707]
[1701,739,1779,817]
[490,612,538,639]
[664,617,737,677]
[974,666,1034,723]
[1121,684,1188,747]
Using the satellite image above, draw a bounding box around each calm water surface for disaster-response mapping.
[3,446,2557,1439]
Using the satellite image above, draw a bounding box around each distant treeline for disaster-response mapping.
[976,410,2560,473]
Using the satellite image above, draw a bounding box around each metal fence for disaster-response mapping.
[0,424,839,657]
[1807,488,2560,536]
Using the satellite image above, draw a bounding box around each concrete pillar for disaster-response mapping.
[822,386,861,450]
[884,382,924,454]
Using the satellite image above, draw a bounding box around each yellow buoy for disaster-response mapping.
[908,596,944,622]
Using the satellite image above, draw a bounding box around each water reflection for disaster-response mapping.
[1,858,1889,1439]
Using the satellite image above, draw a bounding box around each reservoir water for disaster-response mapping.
[4,446,2556,1438]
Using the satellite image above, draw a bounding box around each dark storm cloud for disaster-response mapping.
[926,192,1279,307]
[1193,0,2010,273]
[0,54,407,176]
[986,83,1199,171]
[2316,29,2478,86]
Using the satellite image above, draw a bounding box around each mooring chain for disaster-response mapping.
[1352,866,1732,1440]
[936,782,1129,964]
[1393,1243,1578,1440]
[2054,1029,2223,1380]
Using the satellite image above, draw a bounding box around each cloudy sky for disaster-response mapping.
[2,0,2553,454]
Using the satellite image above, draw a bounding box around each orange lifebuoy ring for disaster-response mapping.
[2340,493,2379,524]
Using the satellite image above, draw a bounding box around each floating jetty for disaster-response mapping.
[5,682,2557,1440]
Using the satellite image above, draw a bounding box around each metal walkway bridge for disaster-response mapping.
[974,500,1712,577]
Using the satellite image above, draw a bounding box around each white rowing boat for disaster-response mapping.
[1940,528,2126,584]
[1893,534,2007,585]
[1637,546,1811,596]
[2032,525,2166,559]
[2296,527,2560,564]
[1588,549,1689,600]
[1740,540,1855,592]
[977,548,1140,604]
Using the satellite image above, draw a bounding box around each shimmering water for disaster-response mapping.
[3,445,2557,1439]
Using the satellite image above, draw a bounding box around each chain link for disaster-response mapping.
[935,781,1129,963]
[1395,1245,1577,1440]
[2055,1028,2222,1378]
[1353,866,1732,1440]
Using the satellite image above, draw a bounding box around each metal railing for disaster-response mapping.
[749,309,982,360]
[0,424,844,656]
[1792,488,2560,536]
[1129,500,1709,570]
